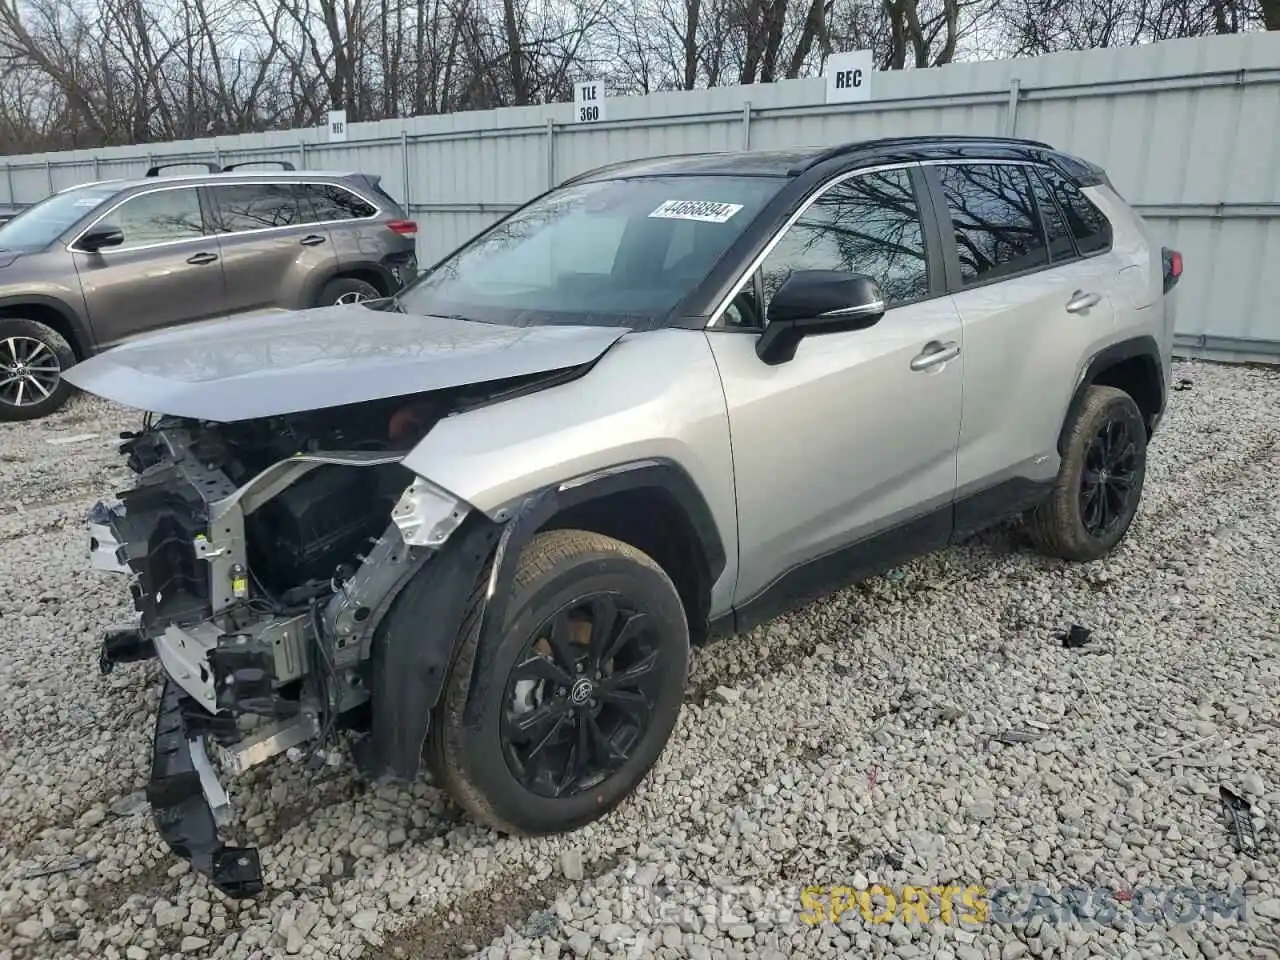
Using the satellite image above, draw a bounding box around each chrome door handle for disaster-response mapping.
[910,340,961,372]
[186,252,218,265]
[300,234,327,246]
[1065,290,1101,313]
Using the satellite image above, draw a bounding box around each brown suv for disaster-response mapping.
[0,161,418,421]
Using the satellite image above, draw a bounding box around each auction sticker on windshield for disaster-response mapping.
[649,200,744,224]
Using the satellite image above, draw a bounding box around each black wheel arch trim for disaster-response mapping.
[1057,334,1165,456]
[0,294,94,357]
[359,511,503,782]
[462,458,725,730]
[360,458,726,781]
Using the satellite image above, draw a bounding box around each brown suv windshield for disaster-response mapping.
[0,184,120,252]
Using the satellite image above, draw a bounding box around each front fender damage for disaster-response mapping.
[361,485,561,782]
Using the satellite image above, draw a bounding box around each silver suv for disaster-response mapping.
[73,136,1181,895]
[0,162,418,420]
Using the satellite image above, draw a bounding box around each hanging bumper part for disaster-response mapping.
[148,681,264,897]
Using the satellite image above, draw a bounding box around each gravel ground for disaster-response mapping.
[1,359,1278,960]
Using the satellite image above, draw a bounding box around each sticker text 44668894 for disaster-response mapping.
[648,200,745,224]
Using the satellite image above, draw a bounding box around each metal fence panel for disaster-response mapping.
[2,32,1278,358]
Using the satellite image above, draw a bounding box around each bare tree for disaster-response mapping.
[0,0,1272,153]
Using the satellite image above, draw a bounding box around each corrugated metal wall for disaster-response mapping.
[3,33,1278,360]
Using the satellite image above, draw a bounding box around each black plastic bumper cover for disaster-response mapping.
[148,681,263,897]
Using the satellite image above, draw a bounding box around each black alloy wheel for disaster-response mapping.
[501,593,663,799]
[1024,383,1148,562]
[1079,415,1140,537]
[421,529,689,836]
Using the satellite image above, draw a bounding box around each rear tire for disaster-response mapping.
[0,317,76,422]
[427,529,689,836]
[1024,384,1147,561]
[319,277,381,306]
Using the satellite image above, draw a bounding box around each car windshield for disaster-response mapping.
[396,175,784,328]
[0,184,121,252]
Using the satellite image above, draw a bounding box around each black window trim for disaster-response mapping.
[919,158,1115,297]
[1025,165,1079,262]
[1033,164,1114,260]
[706,160,946,333]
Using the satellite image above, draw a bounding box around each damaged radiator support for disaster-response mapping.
[88,426,466,897]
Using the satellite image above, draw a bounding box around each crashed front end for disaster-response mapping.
[89,403,473,896]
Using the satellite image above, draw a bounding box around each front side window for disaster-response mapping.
[749,167,930,324]
[211,183,303,233]
[937,164,1048,286]
[110,188,206,249]
[300,183,377,222]
[0,184,121,252]
[1039,168,1112,255]
[397,175,784,328]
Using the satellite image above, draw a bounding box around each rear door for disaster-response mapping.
[927,161,1119,508]
[298,181,416,292]
[207,181,338,314]
[72,185,227,346]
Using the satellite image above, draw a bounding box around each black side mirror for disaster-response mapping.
[77,224,125,253]
[756,270,886,365]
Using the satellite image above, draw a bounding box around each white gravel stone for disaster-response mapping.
[1,361,1279,960]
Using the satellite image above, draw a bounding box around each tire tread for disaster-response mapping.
[428,529,676,836]
[1025,384,1145,561]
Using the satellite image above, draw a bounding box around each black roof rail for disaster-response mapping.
[222,160,297,172]
[788,135,1058,175]
[559,152,721,187]
[145,161,222,177]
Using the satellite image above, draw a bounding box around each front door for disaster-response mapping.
[73,186,226,348]
[705,165,964,611]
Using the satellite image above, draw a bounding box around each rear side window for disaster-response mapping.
[937,164,1047,286]
[299,183,377,222]
[211,183,303,232]
[1026,170,1076,263]
[1039,168,1112,255]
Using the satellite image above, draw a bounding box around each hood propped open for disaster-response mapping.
[63,306,629,421]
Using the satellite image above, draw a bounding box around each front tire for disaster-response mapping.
[428,530,689,836]
[0,317,76,422]
[1024,384,1148,561]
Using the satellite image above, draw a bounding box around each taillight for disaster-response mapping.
[387,219,418,238]
[1162,246,1182,293]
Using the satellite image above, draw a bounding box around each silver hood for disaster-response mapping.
[63,306,629,421]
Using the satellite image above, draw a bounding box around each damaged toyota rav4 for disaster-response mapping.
[70,136,1183,895]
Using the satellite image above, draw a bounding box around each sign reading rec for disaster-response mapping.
[824,50,874,104]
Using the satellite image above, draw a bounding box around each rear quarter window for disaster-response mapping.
[1039,168,1112,255]
[299,183,377,222]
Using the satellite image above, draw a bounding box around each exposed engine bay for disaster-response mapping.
[87,382,541,896]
